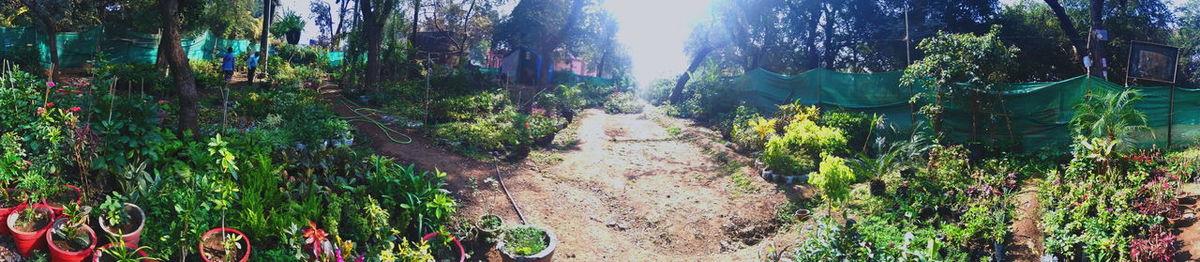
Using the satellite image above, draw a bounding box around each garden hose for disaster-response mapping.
[337,98,414,144]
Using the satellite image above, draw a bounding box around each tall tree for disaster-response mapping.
[311,0,335,47]
[359,0,400,90]
[160,0,201,135]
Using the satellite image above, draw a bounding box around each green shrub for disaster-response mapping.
[760,120,848,175]
[604,92,642,114]
[809,154,855,208]
[365,156,457,237]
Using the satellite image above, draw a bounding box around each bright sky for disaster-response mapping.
[601,0,714,88]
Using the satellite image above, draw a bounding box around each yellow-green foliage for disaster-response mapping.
[731,117,778,151]
[761,120,848,175]
[808,153,855,206]
[776,103,820,127]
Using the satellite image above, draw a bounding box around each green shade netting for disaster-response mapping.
[736,68,1199,151]
[0,26,251,69]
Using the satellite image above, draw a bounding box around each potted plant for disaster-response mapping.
[497,225,557,262]
[199,228,250,262]
[270,11,305,45]
[97,193,145,247]
[8,204,55,257]
[47,203,97,262]
[476,214,504,245]
[93,236,158,262]
[423,232,466,262]
[44,185,83,215]
[0,188,27,236]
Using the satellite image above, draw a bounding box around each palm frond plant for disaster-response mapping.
[1070,89,1150,145]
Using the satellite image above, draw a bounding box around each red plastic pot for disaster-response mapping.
[98,203,145,248]
[0,190,27,236]
[44,185,83,215]
[199,228,251,262]
[7,205,55,257]
[422,232,466,262]
[92,243,152,262]
[47,218,98,262]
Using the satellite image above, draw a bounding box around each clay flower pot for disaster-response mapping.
[199,228,251,262]
[47,218,98,262]
[92,243,152,262]
[98,203,145,248]
[7,205,55,257]
[498,225,558,262]
[422,232,466,262]
[0,189,27,236]
[44,185,83,215]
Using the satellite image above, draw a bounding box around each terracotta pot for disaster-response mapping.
[199,228,251,262]
[98,203,145,248]
[498,225,557,262]
[44,185,83,215]
[795,209,811,221]
[92,243,152,262]
[47,218,98,262]
[7,205,55,257]
[422,233,466,262]
[0,190,27,236]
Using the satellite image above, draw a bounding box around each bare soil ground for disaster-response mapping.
[1174,183,1200,261]
[321,85,805,261]
[1007,184,1044,262]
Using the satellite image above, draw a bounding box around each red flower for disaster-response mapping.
[157,99,168,104]
[44,102,54,107]
[45,81,55,88]
[524,122,531,128]
[35,107,45,115]
[69,106,81,112]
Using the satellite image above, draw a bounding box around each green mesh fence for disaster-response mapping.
[0,26,251,69]
[736,68,1199,151]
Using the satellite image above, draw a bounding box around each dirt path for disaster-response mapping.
[319,84,802,261]
[1175,183,1200,260]
[1007,184,1044,261]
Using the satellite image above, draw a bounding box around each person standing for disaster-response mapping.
[221,47,235,83]
[247,52,259,84]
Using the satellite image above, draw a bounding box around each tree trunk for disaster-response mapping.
[260,0,274,78]
[1043,0,1087,62]
[669,45,713,104]
[410,0,421,39]
[161,0,200,136]
[1088,0,1106,78]
[360,0,393,91]
[156,31,169,69]
[333,0,350,48]
[820,2,836,68]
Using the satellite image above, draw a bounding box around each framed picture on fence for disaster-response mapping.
[1127,41,1180,84]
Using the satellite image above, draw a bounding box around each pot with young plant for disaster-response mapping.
[93,236,157,262]
[0,188,28,236]
[476,214,504,246]
[8,204,55,257]
[47,203,97,262]
[44,185,83,215]
[199,228,251,262]
[97,193,145,247]
[498,225,557,262]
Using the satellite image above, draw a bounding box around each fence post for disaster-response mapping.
[1168,86,1175,148]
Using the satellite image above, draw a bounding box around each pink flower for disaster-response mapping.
[45,81,55,88]
[157,99,168,104]
[69,106,81,112]
[22,160,31,166]
[44,102,54,107]
[36,107,45,115]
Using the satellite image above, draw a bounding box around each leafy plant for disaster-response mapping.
[809,154,855,211]
[270,11,306,38]
[1070,89,1150,145]
[53,203,93,249]
[502,226,548,256]
[760,120,847,175]
[99,236,159,262]
[1129,225,1177,262]
[604,92,642,114]
[99,192,130,229]
[365,156,457,238]
[900,25,1018,136]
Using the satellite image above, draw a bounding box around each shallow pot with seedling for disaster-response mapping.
[97,193,145,247]
[47,207,97,262]
[498,225,557,262]
[199,228,250,262]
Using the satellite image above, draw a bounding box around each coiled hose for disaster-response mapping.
[337,98,414,144]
